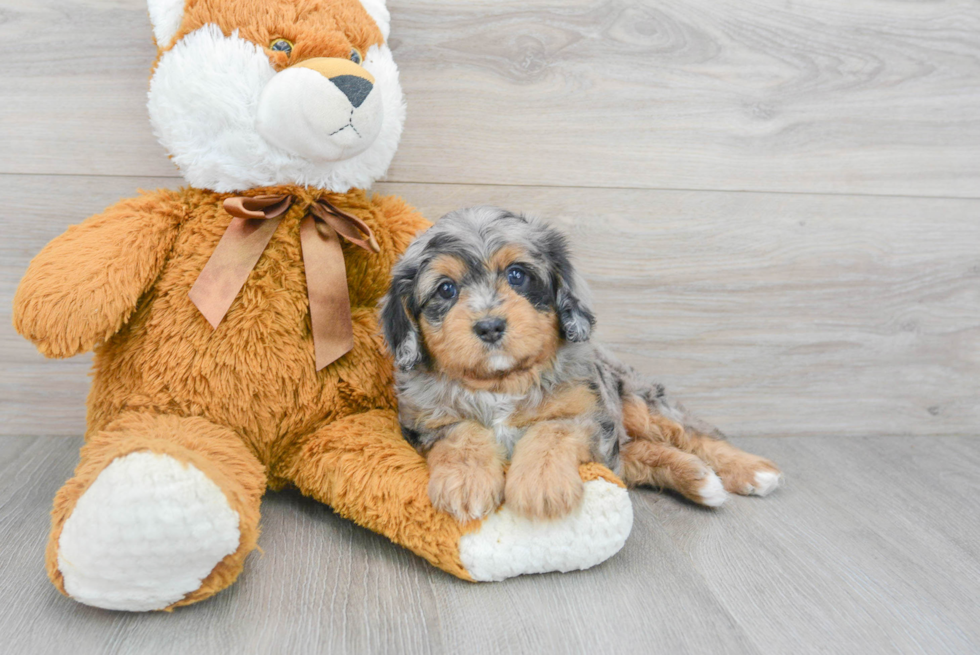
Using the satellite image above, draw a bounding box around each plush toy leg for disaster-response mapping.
[285,410,633,582]
[47,413,265,611]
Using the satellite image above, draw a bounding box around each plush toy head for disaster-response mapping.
[147,0,403,192]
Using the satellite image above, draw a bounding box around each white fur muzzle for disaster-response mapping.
[256,66,383,162]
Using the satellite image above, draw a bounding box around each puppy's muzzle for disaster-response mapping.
[473,317,507,344]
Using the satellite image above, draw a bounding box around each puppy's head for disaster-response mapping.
[381,207,594,392]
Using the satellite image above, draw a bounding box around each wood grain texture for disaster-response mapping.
[3,174,978,438]
[0,435,977,654]
[2,1,978,653]
[1,0,979,196]
[644,435,980,654]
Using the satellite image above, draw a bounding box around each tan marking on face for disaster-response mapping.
[426,421,506,522]
[420,288,486,377]
[421,283,560,395]
[431,254,468,280]
[508,384,598,429]
[489,244,528,273]
[505,420,592,519]
[417,254,468,302]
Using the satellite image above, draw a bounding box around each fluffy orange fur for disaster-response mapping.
[167,0,384,62]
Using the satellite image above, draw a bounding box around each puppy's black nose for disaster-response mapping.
[330,75,373,108]
[473,317,507,344]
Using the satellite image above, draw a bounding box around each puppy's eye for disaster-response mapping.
[506,266,527,288]
[350,49,362,64]
[270,39,293,56]
[437,281,457,300]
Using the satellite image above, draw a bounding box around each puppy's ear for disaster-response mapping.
[556,268,595,342]
[380,264,424,370]
[542,227,595,342]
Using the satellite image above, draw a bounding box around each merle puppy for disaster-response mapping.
[380,206,781,522]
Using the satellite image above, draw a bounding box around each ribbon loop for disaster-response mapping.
[190,194,380,371]
[223,194,293,220]
[309,199,381,254]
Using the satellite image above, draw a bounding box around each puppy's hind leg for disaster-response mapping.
[594,345,783,498]
[683,431,782,497]
[620,439,728,507]
[622,395,782,498]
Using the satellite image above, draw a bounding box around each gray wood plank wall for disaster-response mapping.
[1,0,978,440]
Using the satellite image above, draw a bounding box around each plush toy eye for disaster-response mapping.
[350,49,362,64]
[506,266,527,288]
[270,39,293,55]
[437,281,457,300]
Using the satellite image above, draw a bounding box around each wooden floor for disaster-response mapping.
[1,0,979,653]
[1,435,978,654]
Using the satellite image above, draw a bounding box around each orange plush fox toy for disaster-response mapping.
[12,0,632,611]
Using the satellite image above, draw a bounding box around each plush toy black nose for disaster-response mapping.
[330,75,373,108]
[473,317,507,344]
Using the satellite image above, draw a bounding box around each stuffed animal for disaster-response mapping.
[12,0,632,612]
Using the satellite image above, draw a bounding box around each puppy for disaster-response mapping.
[380,206,782,522]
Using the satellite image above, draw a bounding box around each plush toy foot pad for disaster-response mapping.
[458,477,632,582]
[57,451,241,611]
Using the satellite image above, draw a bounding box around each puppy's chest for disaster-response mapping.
[451,393,525,457]
[490,408,525,458]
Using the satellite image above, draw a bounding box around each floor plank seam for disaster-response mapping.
[1,171,978,203]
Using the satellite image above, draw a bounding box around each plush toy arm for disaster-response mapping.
[285,410,634,581]
[13,190,186,358]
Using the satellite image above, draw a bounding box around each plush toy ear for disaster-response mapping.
[358,0,391,41]
[380,265,424,370]
[147,0,186,49]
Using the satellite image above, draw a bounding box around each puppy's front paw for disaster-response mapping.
[505,458,584,520]
[429,461,505,523]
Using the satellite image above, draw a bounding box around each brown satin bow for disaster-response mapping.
[188,194,380,370]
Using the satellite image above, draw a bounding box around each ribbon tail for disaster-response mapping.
[300,214,354,370]
[189,216,283,328]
